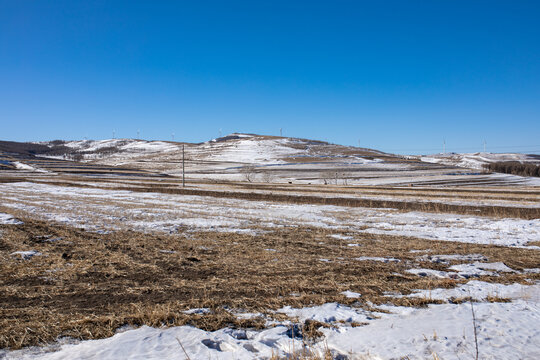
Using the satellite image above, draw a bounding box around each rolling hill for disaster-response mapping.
[1,134,539,186]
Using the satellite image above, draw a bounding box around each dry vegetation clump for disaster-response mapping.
[527,240,540,247]
[448,295,511,305]
[0,177,23,184]
[269,345,335,360]
[1,219,539,350]
[0,140,70,157]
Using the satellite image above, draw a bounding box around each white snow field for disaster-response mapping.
[1,182,539,247]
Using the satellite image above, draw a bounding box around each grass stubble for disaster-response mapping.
[1,217,539,351]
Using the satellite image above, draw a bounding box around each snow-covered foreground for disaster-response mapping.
[326,297,539,359]
[1,180,539,359]
[1,182,539,247]
[3,281,539,359]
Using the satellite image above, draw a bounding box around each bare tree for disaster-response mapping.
[261,170,274,183]
[321,171,337,185]
[321,171,349,185]
[336,172,348,185]
[241,165,256,182]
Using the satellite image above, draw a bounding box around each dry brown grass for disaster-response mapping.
[448,296,510,304]
[0,177,23,184]
[1,218,539,350]
[269,346,334,360]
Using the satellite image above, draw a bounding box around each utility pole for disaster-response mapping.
[443,139,446,154]
[182,144,185,187]
[137,129,140,139]
[280,128,282,137]
[483,140,486,153]
[172,132,175,142]
[113,130,115,139]
[219,128,222,138]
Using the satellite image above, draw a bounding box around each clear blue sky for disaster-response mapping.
[1,1,539,154]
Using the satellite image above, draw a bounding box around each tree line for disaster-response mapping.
[483,161,540,177]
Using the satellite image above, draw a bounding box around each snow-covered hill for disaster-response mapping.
[0,134,537,186]
[36,134,386,166]
[420,152,540,170]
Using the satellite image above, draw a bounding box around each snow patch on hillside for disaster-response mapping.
[62,139,178,154]
[13,162,48,173]
[203,137,305,164]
